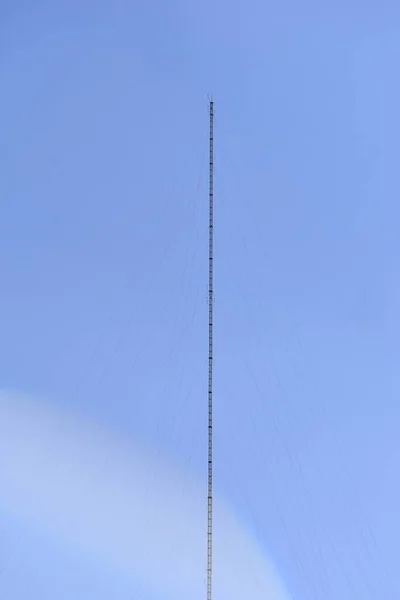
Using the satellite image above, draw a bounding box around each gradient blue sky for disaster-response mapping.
[1,1,400,598]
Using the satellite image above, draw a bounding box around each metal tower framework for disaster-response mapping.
[207,99,214,600]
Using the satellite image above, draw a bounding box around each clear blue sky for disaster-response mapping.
[1,1,400,598]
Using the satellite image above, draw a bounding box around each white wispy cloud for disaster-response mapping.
[0,391,290,600]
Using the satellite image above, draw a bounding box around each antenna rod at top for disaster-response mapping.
[207,99,214,600]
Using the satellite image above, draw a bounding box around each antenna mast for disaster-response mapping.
[207,98,214,600]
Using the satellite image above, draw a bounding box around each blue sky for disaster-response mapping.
[1,1,400,598]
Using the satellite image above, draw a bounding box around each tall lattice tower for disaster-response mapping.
[207,99,214,600]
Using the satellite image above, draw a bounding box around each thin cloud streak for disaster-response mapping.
[0,391,290,600]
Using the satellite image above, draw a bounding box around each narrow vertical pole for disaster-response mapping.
[207,99,214,600]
